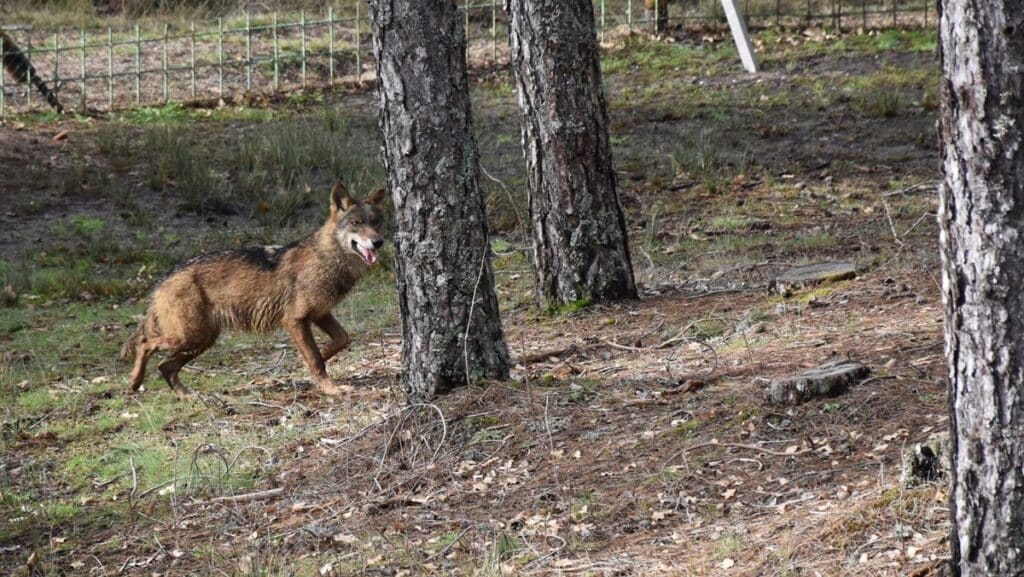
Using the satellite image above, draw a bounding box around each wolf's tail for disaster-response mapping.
[119,312,152,361]
[1,28,63,112]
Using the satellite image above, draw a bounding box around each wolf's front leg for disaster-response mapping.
[314,314,351,361]
[284,318,349,396]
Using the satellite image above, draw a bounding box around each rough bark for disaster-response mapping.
[939,2,1024,574]
[506,0,638,308]
[369,0,509,401]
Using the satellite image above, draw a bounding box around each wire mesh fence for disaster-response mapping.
[1,0,934,117]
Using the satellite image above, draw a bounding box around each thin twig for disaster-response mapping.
[882,200,906,250]
[464,249,488,387]
[481,165,525,231]
[881,180,939,197]
[424,524,474,562]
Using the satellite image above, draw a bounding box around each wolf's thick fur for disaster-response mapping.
[122,183,386,397]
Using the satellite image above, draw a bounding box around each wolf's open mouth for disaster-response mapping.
[352,240,378,265]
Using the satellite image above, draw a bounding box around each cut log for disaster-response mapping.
[769,261,857,295]
[763,359,869,406]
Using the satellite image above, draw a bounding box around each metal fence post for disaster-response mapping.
[628,0,633,33]
[892,0,897,27]
[134,24,141,105]
[80,29,87,111]
[245,12,252,92]
[107,28,113,110]
[356,0,362,85]
[1,35,5,120]
[301,10,307,89]
[273,12,280,91]
[491,0,497,65]
[26,36,32,108]
[600,0,606,43]
[190,21,197,99]
[162,24,169,103]
[218,18,224,98]
[54,31,61,106]
[328,6,335,85]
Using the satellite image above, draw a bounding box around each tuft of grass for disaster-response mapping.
[547,296,592,317]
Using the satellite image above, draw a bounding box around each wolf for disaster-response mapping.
[120,182,386,397]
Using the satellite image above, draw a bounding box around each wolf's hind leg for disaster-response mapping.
[157,339,215,398]
[129,335,181,394]
[129,339,160,393]
[314,314,351,362]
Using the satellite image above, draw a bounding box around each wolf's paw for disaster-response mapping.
[316,379,353,396]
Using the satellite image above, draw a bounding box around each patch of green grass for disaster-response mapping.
[714,531,743,560]
[644,467,682,485]
[709,214,752,232]
[547,296,592,317]
[602,36,716,78]
[16,387,60,413]
[119,102,194,124]
[571,490,596,521]
[852,83,903,118]
[685,319,728,341]
[789,230,837,252]
[665,418,701,439]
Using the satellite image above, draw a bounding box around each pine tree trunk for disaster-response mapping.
[369,0,509,401]
[507,0,638,308]
[939,2,1024,574]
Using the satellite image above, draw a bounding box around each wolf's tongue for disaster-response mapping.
[361,247,378,265]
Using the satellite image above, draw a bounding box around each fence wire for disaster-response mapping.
[0,0,934,117]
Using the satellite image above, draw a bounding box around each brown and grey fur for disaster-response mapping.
[121,183,386,397]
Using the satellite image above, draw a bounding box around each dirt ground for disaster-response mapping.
[0,25,947,577]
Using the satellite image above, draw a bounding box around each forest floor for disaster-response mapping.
[0,24,947,576]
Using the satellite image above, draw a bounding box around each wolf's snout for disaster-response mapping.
[372,238,384,250]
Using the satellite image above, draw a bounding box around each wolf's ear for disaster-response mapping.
[330,182,354,213]
[366,187,387,207]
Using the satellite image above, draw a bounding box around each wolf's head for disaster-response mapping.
[328,182,387,265]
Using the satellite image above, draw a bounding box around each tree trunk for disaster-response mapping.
[507,0,638,308]
[369,0,509,401]
[939,2,1024,574]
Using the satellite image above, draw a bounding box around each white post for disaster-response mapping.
[721,0,759,73]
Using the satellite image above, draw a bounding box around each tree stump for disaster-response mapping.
[763,359,870,406]
[901,433,951,487]
[769,261,857,296]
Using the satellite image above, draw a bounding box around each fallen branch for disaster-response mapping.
[210,487,284,504]
[664,441,812,469]
[882,180,939,197]
[518,344,579,365]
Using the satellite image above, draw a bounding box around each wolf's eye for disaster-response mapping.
[351,219,363,226]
